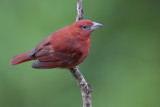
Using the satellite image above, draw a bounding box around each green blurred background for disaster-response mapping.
[0,0,160,107]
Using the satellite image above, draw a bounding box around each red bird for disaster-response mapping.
[11,20,103,69]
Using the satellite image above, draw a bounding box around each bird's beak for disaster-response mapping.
[91,22,103,30]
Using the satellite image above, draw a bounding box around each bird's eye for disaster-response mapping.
[82,25,88,29]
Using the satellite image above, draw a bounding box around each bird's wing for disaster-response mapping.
[32,47,82,69]
[30,36,82,69]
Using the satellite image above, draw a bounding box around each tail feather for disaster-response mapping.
[11,51,34,66]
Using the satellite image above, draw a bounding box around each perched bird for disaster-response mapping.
[11,20,103,69]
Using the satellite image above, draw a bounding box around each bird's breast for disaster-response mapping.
[78,38,90,63]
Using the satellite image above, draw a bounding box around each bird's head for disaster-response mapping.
[69,20,103,40]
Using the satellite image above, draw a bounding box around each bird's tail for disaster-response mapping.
[11,51,34,66]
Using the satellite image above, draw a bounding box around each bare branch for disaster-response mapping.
[76,0,84,21]
[69,67,93,107]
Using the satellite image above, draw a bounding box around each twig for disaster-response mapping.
[69,1,93,107]
[76,0,84,21]
[69,67,93,107]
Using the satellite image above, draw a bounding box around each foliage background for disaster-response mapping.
[0,0,160,107]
